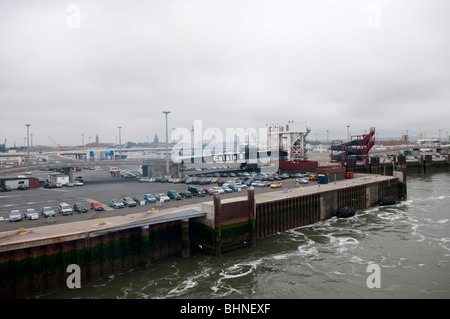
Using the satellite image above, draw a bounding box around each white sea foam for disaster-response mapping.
[211,259,263,297]
[166,267,211,298]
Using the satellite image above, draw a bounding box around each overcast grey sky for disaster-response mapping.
[1,0,449,147]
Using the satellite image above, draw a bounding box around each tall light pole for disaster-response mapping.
[346,125,350,142]
[162,111,171,177]
[82,133,84,147]
[118,126,122,160]
[25,124,31,163]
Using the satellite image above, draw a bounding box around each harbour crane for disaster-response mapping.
[48,135,61,151]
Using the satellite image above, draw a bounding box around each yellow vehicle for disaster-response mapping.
[309,174,317,181]
[270,182,282,188]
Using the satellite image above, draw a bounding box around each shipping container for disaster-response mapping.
[317,175,329,184]
[345,172,354,179]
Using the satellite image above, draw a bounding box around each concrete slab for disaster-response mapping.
[253,173,396,203]
[0,204,203,252]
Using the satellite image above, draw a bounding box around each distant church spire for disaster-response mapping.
[154,133,159,143]
[95,134,99,145]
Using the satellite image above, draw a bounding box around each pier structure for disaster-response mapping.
[194,173,402,256]
[0,173,405,298]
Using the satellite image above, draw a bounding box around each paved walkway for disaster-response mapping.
[0,204,204,252]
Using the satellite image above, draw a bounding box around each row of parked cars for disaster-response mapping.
[108,182,254,210]
[7,201,89,222]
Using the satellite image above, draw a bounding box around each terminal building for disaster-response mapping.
[267,121,319,173]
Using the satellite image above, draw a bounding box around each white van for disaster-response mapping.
[58,202,73,215]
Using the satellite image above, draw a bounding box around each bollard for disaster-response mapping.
[100,220,104,225]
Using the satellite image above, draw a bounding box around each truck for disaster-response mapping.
[47,174,70,187]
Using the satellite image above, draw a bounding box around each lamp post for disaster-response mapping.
[346,125,350,142]
[162,111,171,177]
[118,126,122,160]
[25,124,31,163]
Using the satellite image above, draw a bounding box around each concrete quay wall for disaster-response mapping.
[354,155,450,175]
[0,174,403,298]
[193,174,403,255]
[0,208,202,298]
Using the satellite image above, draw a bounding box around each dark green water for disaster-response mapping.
[42,172,450,299]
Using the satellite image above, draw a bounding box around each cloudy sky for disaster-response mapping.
[1,0,449,147]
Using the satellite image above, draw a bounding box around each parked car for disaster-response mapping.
[270,182,282,188]
[44,182,56,189]
[188,186,206,197]
[221,186,233,193]
[74,180,84,186]
[244,178,255,186]
[211,187,225,194]
[75,176,83,182]
[167,190,182,200]
[235,183,247,189]
[58,202,73,215]
[203,188,215,195]
[144,193,157,203]
[73,202,88,213]
[24,208,39,220]
[110,199,125,209]
[40,206,56,218]
[155,193,170,202]
[122,197,137,207]
[296,178,309,184]
[138,177,151,183]
[180,191,193,198]
[90,201,104,211]
[64,182,74,187]
[227,184,240,192]
[17,184,29,190]
[9,210,22,222]
[133,196,147,206]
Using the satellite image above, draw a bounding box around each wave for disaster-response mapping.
[165,266,212,298]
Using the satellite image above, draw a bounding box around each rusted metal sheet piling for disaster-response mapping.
[194,174,403,253]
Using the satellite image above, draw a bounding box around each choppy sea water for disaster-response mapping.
[42,172,450,299]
